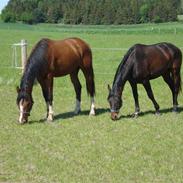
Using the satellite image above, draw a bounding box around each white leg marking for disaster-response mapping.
[19,100,24,123]
[89,97,95,115]
[47,102,54,121]
[134,111,139,115]
[74,99,81,114]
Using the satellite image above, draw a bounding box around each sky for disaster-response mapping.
[0,0,9,13]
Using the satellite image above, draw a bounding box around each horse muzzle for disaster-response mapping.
[18,112,29,124]
[18,118,28,124]
[110,110,119,120]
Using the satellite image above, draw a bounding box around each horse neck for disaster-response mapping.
[20,65,36,95]
[112,61,131,97]
[112,74,126,98]
[111,45,135,97]
[19,38,48,95]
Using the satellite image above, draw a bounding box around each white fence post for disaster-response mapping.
[12,40,28,72]
[21,39,27,73]
[174,28,177,35]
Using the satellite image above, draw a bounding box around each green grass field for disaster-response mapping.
[0,22,183,182]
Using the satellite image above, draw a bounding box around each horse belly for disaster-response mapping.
[132,62,169,82]
[52,58,79,77]
[149,61,171,79]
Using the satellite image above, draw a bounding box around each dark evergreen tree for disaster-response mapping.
[1,0,181,24]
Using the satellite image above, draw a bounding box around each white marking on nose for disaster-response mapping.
[19,100,24,123]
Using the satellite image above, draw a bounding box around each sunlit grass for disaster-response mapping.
[0,22,183,182]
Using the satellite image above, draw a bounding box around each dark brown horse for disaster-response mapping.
[16,37,95,124]
[108,42,182,120]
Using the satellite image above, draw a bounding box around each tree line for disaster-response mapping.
[1,0,182,25]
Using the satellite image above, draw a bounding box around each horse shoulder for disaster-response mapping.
[131,47,150,80]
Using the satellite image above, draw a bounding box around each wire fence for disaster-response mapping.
[1,22,183,35]
[0,42,183,77]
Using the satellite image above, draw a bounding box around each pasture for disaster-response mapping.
[0,22,183,182]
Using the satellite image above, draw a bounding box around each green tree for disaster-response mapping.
[1,0,181,25]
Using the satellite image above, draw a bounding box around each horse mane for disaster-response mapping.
[17,38,49,103]
[112,45,135,86]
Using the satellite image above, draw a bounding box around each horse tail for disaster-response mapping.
[177,49,182,94]
[82,46,95,97]
[179,74,182,94]
[175,68,182,95]
[172,46,182,94]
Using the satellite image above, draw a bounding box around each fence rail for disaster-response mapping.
[1,40,183,71]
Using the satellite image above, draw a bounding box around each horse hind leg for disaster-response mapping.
[70,69,82,114]
[162,72,177,112]
[81,66,96,115]
[171,67,181,112]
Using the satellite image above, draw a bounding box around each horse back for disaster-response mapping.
[131,43,182,81]
[46,38,92,76]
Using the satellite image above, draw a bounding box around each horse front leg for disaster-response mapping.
[143,80,160,115]
[46,75,54,121]
[89,97,95,115]
[38,75,54,122]
[130,81,140,117]
[46,101,54,121]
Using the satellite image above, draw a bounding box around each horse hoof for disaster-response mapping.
[74,109,81,115]
[89,111,95,116]
[47,119,54,123]
[155,111,161,116]
[131,113,139,118]
[89,107,96,116]
[172,109,178,113]
[172,107,178,113]
[47,115,54,122]
[18,121,27,125]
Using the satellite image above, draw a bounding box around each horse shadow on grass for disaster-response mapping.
[118,106,183,120]
[54,108,109,121]
[27,106,183,124]
[27,108,109,124]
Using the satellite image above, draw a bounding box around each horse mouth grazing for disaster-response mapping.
[18,119,28,124]
[18,115,28,124]
[111,112,119,120]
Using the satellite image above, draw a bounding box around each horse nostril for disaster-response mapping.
[111,113,118,120]
[18,120,24,124]
[18,118,27,124]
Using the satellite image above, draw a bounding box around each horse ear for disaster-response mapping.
[16,86,20,93]
[107,84,111,92]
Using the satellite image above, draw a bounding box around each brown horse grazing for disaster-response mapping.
[16,37,95,124]
[108,42,182,120]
